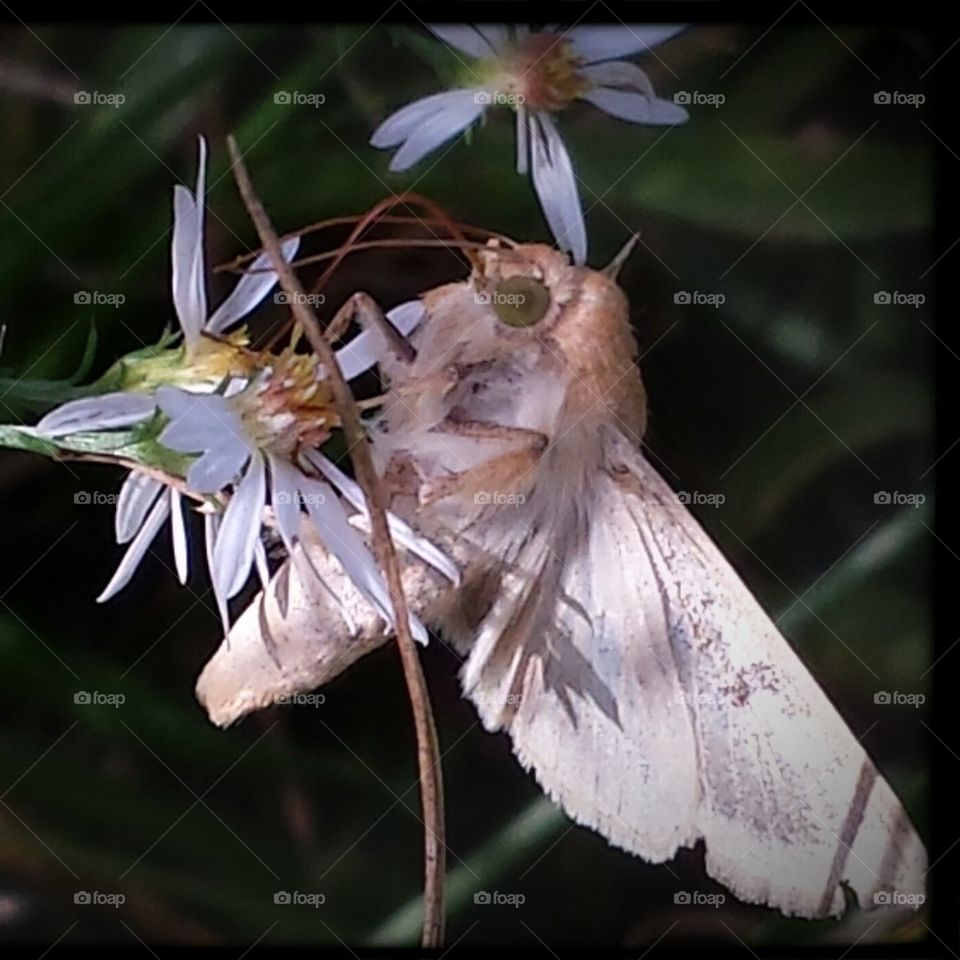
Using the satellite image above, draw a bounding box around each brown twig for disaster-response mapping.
[225,136,446,948]
[56,452,194,497]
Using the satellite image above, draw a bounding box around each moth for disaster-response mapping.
[196,241,926,919]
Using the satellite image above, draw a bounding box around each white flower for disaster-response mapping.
[35,136,433,613]
[153,359,457,640]
[35,135,293,604]
[370,24,689,265]
[86,299,427,609]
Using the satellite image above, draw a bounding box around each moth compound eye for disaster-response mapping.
[491,276,551,328]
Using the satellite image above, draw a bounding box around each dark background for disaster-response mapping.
[0,20,936,950]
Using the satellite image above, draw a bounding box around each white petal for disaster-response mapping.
[266,455,360,632]
[204,510,232,636]
[371,92,459,149]
[332,299,425,380]
[387,90,487,172]
[206,236,300,335]
[157,388,247,454]
[156,384,211,423]
[97,493,170,602]
[581,86,689,125]
[187,443,252,495]
[223,376,249,399]
[171,136,208,345]
[115,472,163,544]
[565,24,686,63]
[304,450,460,585]
[254,539,270,588]
[36,392,155,437]
[581,60,656,96]
[530,113,587,265]
[268,454,305,553]
[516,102,529,175]
[212,453,266,599]
[170,488,189,584]
[427,24,498,59]
[474,25,511,54]
[301,477,428,644]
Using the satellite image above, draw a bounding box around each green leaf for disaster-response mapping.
[70,322,99,383]
[0,424,61,456]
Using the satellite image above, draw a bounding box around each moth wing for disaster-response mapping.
[461,429,925,917]
[614,435,926,916]
[196,520,448,727]
[459,466,703,863]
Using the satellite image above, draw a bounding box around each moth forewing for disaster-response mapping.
[195,516,450,727]
[610,431,925,916]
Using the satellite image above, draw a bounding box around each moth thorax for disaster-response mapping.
[551,272,648,443]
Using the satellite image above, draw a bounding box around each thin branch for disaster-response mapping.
[56,453,194,497]
[225,136,446,948]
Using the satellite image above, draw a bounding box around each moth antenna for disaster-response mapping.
[603,233,641,280]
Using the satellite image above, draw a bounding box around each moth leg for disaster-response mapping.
[420,418,548,505]
[393,369,460,398]
[435,418,549,449]
[391,358,496,401]
[327,291,417,364]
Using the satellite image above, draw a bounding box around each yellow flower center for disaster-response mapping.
[236,347,338,456]
[489,34,590,112]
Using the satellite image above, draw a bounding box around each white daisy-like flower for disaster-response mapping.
[36,135,298,602]
[95,298,428,613]
[370,24,689,265]
[35,136,433,612]
[153,342,457,640]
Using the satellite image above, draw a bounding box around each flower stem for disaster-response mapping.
[226,135,446,948]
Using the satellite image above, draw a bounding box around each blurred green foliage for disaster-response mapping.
[0,22,933,949]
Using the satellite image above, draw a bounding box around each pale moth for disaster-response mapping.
[196,241,926,920]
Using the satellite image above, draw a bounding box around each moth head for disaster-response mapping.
[469,242,581,339]
[464,240,647,442]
